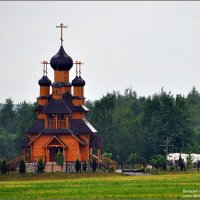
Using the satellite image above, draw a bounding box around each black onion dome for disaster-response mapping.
[38,76,51,86]
[50,46,73,71]
[79,76,86,86]
[72,76,85,87]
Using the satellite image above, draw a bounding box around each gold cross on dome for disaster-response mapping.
[78,61,84,77]
[56,23,68,46]
[41,60,49,76]
[73,61,79,76]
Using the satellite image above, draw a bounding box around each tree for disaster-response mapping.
[0,128,17,160]
[150,154,166,171]
[1,159,8,174]
[178,154,185,172]
[128,153,137,169]
[92,159,97,173]
[55,149,64,166]
[102,152,112,159]
[75,159,81,173]
[0,99,36,159]
[82,160,87,172]
[186,152,193,170]
[19,158,26,174]
[0,98,16,133]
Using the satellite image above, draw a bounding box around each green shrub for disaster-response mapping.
[109,166,116,173]
[37,158,44,173]
[102,152,112,159]
[186,152,193,169]
[1,159,8,174]
[55,149,64,166]
[92,159,97,173]
[178,154,186,171]
[82,160,87,172]
[150,154,165,171]
[19,158,26,174]
[75,159,81,173]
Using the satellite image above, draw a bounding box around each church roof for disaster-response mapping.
[41,99,72,114]
[20,136,30,148]
[89,133,102,148]
[70,119,97,134]
[25,118,96,135]
[40,128,73,135]
[62,92,88,112]
[71,134,87,145]
[72,76,86,87]
[50,46,73,71]
[25,119,44,133]
[34,105,45,112]
[43,136,67,148]
[38,76,51,86]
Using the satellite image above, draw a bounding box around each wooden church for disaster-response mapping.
[21,24,102,164]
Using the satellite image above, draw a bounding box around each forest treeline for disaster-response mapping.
[0,87,200,162]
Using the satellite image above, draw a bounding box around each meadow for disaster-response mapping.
[0,172,200,199]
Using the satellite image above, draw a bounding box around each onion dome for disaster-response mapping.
[72,76,85,87]
[50,46,73,71]
[38,76,51,86]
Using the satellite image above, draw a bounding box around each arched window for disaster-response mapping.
[58,114,66,120]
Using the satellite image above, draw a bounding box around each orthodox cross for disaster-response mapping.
[160,138,174,157]
[56,23,68,46]
[78,61,84,77]
[41,60,49,76]
[73,61,79,76]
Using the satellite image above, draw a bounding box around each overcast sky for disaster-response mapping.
[1,1,200,103]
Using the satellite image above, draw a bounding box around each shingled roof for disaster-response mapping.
[34,105,45,112]
[20,136,30,148]
[70,119,97,134]
[25,119,45,133]
[40,128,73,135]
[41,99,72,114]
[62,92,88,112]
[89,133,102,148]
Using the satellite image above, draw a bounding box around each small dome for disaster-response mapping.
[72,76,85,87]
[38,76,51,86]
[50,46,73,71]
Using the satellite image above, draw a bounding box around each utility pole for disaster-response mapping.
[160,138,174,157]
[160,138,174,169]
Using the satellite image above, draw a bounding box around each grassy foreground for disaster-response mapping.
[0,172,200,199]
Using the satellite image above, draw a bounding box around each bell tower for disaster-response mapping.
[72,61,85,106]
[37,61,51,106]
[50,23,73,98]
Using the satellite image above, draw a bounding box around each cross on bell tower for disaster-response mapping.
[74,61,79,76]
[56,23,68,46]
[41,60,49,76]
[78,61,84,77]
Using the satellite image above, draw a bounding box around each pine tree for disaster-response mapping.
[19,158,26,174]
[92,159,97,173]
[55,149,64,166]
[37,158,44,173]
[1,159,8,174]
[82,160,87,172]
[75,159,81,173]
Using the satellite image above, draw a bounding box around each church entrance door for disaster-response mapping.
[49,147,63,162]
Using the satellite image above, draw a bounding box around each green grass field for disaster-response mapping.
[0,172,200,199]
